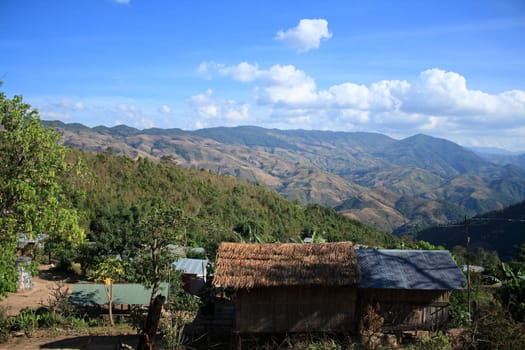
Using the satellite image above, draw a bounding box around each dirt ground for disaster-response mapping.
[0,264,76,316]
[0,265,142,349]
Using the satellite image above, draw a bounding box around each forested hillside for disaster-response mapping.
[415,200,525,261]
[64,149,401,261]
[45,121,525,233]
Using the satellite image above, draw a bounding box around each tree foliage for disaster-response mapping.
[0,87,84,296]
[130,201,187,302]
[65,150,402,271]
[88,257,126,326]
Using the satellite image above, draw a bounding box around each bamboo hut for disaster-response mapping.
[355,249,466,331]
[213,242,360,333]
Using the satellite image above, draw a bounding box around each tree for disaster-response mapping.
[0,86,85,297]
[88,258,126,326]
[132,201,189,350]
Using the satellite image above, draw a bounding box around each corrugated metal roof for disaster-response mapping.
[174,258,207,276]
[356,249,466,290]
[68,282,169,305]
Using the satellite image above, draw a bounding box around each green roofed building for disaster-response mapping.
[68,283,169,306]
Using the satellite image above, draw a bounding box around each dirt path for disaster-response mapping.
[0,264,77,316]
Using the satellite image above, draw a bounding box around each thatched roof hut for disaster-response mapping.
[213,242,359,289]
[213,242,360,333]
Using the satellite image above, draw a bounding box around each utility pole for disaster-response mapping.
[465,216,471,318]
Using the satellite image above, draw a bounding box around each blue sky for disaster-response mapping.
[1,0,525,151]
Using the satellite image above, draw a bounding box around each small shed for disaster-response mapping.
[174,258,208,294]
[355,249,466,331]
[213,242,360,333]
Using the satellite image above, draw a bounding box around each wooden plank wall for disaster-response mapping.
[358,289,451,331]
[235,286,357,333]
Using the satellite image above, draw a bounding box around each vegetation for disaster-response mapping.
[44,120,525,233]
[0,87,84,297]
[1,90,523,348]
[88,258,126,326]
[62,149,399,275]
[417,201,525,261]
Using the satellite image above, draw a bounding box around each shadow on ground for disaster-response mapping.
[40,335,139,349]
[38,268,81,283]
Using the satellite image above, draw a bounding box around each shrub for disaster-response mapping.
[448,290,471,327]
[292,338,342,350]
[13,308,40,337]
[88,317,106,327]
[468,301,525,350]
[35,307,62,328]
[0,306,10,343]
[64,315,86,330]
[404,332,450,350]
[127,305,147,332]
[41,281,73,316]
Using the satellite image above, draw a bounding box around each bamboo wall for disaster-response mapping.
[235,286,357,333]
[358,289,451,331]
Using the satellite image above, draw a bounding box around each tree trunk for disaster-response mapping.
[136,294,165,350]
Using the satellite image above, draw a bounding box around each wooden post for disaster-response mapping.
[465,217,471,319]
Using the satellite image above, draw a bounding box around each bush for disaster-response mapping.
[292,338,342,350]
[0,306,10,343]
[35,307,62,328]
[448,290,471,327]
[12,308,40,336]
[468,301,525,350]
[404,332,450,350]
[88,317,106,327]
[42,281,73,316]
[127,305,147,332]
[64,315,86,330]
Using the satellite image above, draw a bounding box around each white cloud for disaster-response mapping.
[402,69,525,126]
[198,62,525,149]
[258,65,318,105]
[41,110,71,120]
[194,121,205,129]
[53,99,86,111]
[114,103,156,128]
[160,105,171,114]
[113,0,130,4]
[201,62,318,106]
[188,89,250,122]
[219,62,259,82]
[275,19,332,53]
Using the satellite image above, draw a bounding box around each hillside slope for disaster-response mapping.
[64,150,399,256]
[46,121,525,233]
[415,200,525,261]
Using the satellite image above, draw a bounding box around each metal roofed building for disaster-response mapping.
[356,249,466,290]
[174,258,208,294]
[174,258,207,277]
[355,249,466,331]
[68,282,169,306]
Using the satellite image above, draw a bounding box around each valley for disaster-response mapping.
[44,121,525,234]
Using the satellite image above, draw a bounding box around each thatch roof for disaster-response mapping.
[213,242,359,289]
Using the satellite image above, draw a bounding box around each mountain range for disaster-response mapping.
[43,121,525,234]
